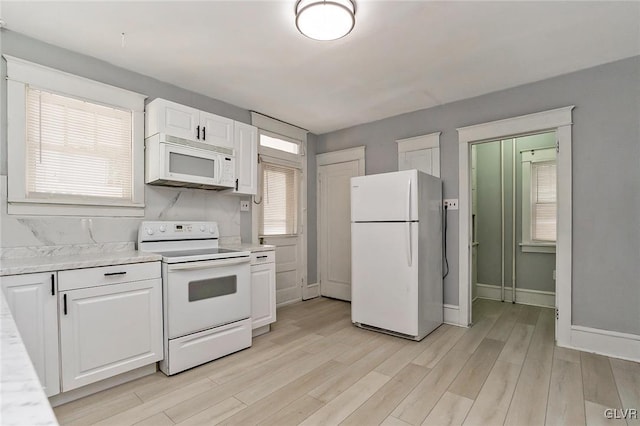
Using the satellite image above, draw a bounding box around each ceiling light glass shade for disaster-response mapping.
[295,0,356,41]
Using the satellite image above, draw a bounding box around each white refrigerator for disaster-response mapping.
[351,169,443,341]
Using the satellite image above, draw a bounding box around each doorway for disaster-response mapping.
[471,133,557,321]
[458,106,574,347]
[316,147,365,301]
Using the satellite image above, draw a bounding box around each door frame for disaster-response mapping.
[457,106,574,348]
[316,146,366,299]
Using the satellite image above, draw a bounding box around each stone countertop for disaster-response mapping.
[0,251,162,276]
[221,243,276,253]
[1,292,58,426]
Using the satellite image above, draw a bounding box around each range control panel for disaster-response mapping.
[138,221,219,242]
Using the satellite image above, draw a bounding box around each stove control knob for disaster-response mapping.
[146,227,154,235]
[209,227,215,234]
[159,225,166,233]
[200,225,206,232]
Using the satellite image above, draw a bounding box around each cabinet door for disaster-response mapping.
[147,98,200,141]
[251,262,276,329]
[233,122,258,195]
[1,272,60,397]
[59,278,163,391]
[200,111,234,149]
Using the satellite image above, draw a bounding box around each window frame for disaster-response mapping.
[521,147,557,253]
[5,55,146,217]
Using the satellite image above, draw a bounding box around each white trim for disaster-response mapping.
[4,55,146,110]
[316,146,366,168]
[457,106,574,343]
[475,283,555,308]
[520,243,556,254]
[250,112,308,142]
[457,107,574,144]
[396,132,441,152]
[568,326,640,363]
[5,56,146,216]
[443,304,463,326]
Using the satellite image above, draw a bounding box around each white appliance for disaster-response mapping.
[145,133,236,190]
[138,221,251,375]
[351,169,443,341]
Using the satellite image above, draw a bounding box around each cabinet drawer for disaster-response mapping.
[250,251,275,265]
[58,262,161,291]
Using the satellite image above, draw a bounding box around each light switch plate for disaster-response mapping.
[240,200,250,212]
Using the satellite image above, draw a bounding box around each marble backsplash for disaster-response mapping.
[0,176,243,249]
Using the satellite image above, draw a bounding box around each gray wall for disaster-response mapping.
[316,56,640,336]
[475,134,556,293]
[0,30,253,245]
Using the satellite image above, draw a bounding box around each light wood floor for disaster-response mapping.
[54,298,640,426]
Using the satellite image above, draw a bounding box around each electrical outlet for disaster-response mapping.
[444,199,459,210]
[240,200,250,212]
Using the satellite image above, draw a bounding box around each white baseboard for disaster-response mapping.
[475,283,555,308]
[444,304,464,327]
[567,325,640,363]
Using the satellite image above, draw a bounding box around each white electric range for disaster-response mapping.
[138,221,251,375]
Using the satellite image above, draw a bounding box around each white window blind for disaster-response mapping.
[531,161,557,241]
[259,162,299,235]
[26,87,133,202]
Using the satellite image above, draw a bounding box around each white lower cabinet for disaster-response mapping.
[251,251,276,331]
[59,275,163,392]
[0,272,60,397]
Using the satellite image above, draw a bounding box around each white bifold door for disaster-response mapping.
[351,221,420,336]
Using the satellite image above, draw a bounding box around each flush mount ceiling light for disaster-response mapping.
[295,0,356,41]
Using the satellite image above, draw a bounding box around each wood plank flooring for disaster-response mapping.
[54,298,640,426]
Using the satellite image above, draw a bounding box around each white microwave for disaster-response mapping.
[145,133,236,190]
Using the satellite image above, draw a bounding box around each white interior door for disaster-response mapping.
[318,160,361,301]
[260,235,301,305]
[397,132,441,177]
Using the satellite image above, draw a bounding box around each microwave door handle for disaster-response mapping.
[168,257,250,271]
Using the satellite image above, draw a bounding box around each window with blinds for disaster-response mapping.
[259,163,299,235]
[531,161,557,241]
[25,87,133,202]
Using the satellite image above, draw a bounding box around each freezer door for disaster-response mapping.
[351,170,418,222]
[351,222,419,336]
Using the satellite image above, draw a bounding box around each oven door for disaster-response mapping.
[165,257,250,339]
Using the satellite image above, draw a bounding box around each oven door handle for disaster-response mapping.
[168,257,250,271]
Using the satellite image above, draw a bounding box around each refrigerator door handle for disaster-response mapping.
[406,178,412,266]
[407,221,412,267]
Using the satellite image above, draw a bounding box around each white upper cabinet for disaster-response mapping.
[146,98,234,149]
[1,272,60,397]
[200,111,234,149]
[232,121,258,195]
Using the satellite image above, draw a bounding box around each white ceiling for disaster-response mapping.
[2,1,639,134]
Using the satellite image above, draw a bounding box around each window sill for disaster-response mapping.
[519,242,556,253]
[8,201,145,217]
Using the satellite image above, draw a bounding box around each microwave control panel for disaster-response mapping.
[220,157,235,186]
